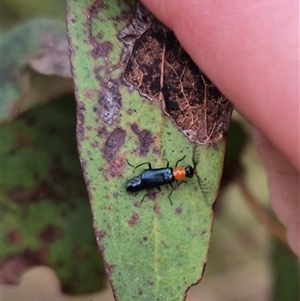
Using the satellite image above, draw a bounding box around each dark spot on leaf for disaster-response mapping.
[105,263,115,277]
[91,41,113,58]
[133,201,141,208]
[32,181,58,202]
[175,206,182,215]
[77,101,85,141]
[109,156,124,177]
[97,126,108,138]
[96,32,103,40]
[98,81,122,125]
[9,129,33,154]
[103,128,126,163]
[7,186,32,204]
[8,181,58,204]
[31,248,49,265]
[96,230,106,240]
[39,225,62,243]
[8,231,22,244]
[128,212,139,227]
[95,230,107,255]
[131,124,154,156]
[153,203,160,215]
[50,154,70,182]
[126,108,136,115]
[91,140,99,148]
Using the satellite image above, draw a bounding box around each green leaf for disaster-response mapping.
[272,239,300,301]
[0,20,73,123]
[67,0,229,300]
[1,96,105,294]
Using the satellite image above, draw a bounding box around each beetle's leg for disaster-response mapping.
[163,158,169,168]
[140,193,147,204]
[168,183,174,206]
[136,162,152,170]
[161,151,169,168]
[176,180,187,189]
[126,159,135,168]
[175,155,186,168]
[140,188,161,205]
[127,160,152,170]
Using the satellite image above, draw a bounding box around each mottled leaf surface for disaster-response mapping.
[1,20,73,123]
[0,96,105,294]
[120,4,233,145]
[67,0,229,300]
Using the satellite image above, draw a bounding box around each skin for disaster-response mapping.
[141,0,299,256]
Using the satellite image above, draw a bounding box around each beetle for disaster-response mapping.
[126,155,195,205]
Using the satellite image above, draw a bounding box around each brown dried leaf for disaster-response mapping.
[119,3,233,145]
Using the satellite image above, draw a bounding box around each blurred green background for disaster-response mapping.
[2,0,65,33]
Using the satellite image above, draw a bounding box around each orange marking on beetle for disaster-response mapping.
[173,168,186,180]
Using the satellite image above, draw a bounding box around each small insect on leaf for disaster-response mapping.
[126,155,195,205]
